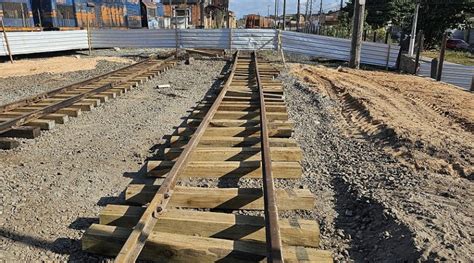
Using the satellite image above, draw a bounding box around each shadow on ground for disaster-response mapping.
[332,175,421,262]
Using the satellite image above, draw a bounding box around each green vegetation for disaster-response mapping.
[422,50,474,66]
[342,0,474,48]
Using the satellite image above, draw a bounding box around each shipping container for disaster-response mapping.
[0,0,34,28]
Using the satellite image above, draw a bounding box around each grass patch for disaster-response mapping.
[422,50,474,66]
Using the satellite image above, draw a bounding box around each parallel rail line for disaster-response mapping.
[0,56,176,150]
[82,52,333,262]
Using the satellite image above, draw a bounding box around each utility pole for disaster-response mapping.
[282,0,286,30]
[349,0,366,69]
[408,2,420,56]
[200,0,205,28]
[275,0,279,29]
[184,0,188,29]
[296,0,300,32]
[318,0,323,34]
[340,0,343,15]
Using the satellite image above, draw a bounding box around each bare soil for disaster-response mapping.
[0,56,134,78]
[290,64,473,179]
[286,64,473,261]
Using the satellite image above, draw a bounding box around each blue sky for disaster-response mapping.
[229,0,347,19]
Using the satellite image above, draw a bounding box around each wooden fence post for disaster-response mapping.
[436,31,448,81]
[0,17,14,63]
[413,30,424,75]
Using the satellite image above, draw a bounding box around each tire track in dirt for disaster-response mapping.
[290,64,473,179]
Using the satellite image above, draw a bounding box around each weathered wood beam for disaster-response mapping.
[173,126,292,138]
[168,136,298,148]
[186,119,294,129]
[146,161,301,179]
[160,147,302,162]
[125,186,314,210]
[0,138,20,150]
[191,110,289,121]
[83,224,332,262]
[0,126,40,139]
[99,206,320,247]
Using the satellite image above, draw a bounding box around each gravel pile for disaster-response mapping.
[279,71,472,262]
[0,58,227,261]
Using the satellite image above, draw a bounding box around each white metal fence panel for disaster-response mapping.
[231,29,277,50]
[91,29,277,50]
[91,29,177,49]
[419,59,473,90]
[282,31,400,68]
[0,30,88,56]
[179,29,229,49]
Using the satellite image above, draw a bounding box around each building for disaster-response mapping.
[161,0,233,29]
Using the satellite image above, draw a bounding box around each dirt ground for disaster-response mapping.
[286,64,473,261]
[0,56,134,78]
[0,50,473,262]
[291,64,473,179]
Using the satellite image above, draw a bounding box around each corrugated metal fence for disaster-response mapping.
[419,59,473,90]
[0,30,88,56]
[90,29,277,50]
[1,29,396,68]
[282,31,399,68]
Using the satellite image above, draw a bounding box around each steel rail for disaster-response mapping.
[0,56,175,134]
[114,51,240,263]
[0,54,174,113]
[253,51,284,262]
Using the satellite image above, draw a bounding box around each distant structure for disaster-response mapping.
[0,0,235,31]
[161,0,235,29]
[244,14,273,29]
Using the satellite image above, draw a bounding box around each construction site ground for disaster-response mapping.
[0,49,472,262]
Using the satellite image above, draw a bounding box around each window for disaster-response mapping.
[56,4,74,20]
[1,2,29,19]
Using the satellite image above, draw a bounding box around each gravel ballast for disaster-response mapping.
[280,71,472,262]
[0,57,227,261]
[1,50,471,262]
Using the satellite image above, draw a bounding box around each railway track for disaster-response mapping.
[82,51,333,262]
[0,56,177,150]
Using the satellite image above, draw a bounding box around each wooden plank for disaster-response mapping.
[174,127,292,138]
[25,119,55,130]
[146,161,301,179]
[39,114,69,124]
[191,110,289,121]
[83,224,332,262]
[186,118,293,128]
[14,106,82,118]
[0,138,20,150]
[100,206,320,247]
[125,186,314,210]
[0,126,40,139]
[161,147,302,162]
[56,108,82,117]
[168,136,298,148]
[196,104,287,112]
[0,112,68,124]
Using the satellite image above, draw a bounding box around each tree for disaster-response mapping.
[416,0,473,48]
[341,0,474,47]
